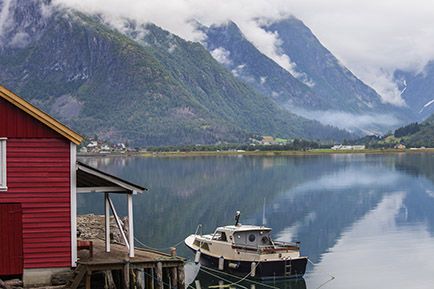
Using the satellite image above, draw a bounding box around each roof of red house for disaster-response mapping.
[0,85,83,144]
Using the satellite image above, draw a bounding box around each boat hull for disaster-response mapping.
[190,248,307,280]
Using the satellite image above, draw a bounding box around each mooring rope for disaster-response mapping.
[142,268,197,289]
[134,236,186,252]
[201,262,259,288]
[198,266,248,289]
[307,258,336,289]
[200,264,280,289]
[307,259,335,280]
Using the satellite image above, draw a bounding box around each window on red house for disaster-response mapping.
[0,138,6,191]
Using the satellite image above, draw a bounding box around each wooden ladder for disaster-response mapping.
[284,259,292,277]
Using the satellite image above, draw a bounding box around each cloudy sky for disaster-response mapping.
[55,0,434,106]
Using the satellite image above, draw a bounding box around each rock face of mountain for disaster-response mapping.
[204,21,328,110]
[0,0,351,146]
[203,18,413,133]
[265,17,390,114]
[395,63,434,120]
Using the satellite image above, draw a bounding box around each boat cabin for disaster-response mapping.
[212,225,273,248]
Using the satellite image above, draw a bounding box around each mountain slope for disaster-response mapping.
[202,18,413,134]
[0,1,351,145]
[265,17,387,113]
[395,63,434,120]
[203,21,328,110]
[399,114,434,147]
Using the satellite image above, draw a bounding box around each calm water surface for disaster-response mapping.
[78,153,434,289]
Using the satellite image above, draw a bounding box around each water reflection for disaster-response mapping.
[78,153,434,289]
[191,269,307,289]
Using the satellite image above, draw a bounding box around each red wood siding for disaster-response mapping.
[0,203,23,275]
[0,138,71,269]
[0,98,60,138]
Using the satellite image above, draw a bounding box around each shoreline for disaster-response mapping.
[78,148,434,158]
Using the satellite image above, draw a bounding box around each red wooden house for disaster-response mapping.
[0,86,144,286]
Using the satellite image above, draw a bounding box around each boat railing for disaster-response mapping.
[232,241,300,253]
[194,224,203,236]
[273,240,300,248]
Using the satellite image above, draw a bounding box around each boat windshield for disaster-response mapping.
[212,231,228,242]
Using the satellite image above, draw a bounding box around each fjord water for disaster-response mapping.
[78,153,434,289]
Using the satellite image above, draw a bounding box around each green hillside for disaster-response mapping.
[0,3,351,146]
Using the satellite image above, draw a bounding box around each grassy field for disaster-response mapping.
[79,148,434,158]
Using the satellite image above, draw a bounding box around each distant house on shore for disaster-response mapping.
[0,86,144,286]
[395,144,406,149]
[331,144,366,150]
[261,136,275,145]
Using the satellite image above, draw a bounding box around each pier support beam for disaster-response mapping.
[85,272,91,289]
[170,267,178,289]
[135,269,144,289]
[105,193,111,253]
[156,262,163,289]
[177,266,185,289]
[123,263,130,289]
[128,193,134,258]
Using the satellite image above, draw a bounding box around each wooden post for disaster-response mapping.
[170,267,178,289]
[146,268,154,289]
[105,193,111,252]
[151,268,155,289]
[105,270,116,289]
[177,265,185,289]
[123,262,130,289]
[85,272,92,289]
[128,193,135,258]
[156,262,163,289]
[135,269,144,289]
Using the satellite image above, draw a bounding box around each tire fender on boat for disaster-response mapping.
[194,250,201,264]
[218,256,224,270]
[250,262,256,277]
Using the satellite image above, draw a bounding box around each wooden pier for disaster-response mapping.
[69,239,185,289]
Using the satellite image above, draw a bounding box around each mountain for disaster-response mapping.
[202,18,414,134]
[203,21,328,110]
[264,18,415,132]
[265,18,389,113]
[0,0,351,146]
[395,62,434,120]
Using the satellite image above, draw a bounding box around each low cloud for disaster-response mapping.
[210,47,232,65]
[0,0,14,40]
[282,0,434,106]
[291,107,401,134]
[49,0,434,107]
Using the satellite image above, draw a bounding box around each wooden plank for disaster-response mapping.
[70,265,86,289]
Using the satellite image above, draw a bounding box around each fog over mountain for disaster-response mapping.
[2,0,434,141]
[0,0,354,145]
[53,0,434,108]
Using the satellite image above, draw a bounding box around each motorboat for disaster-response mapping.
[185,212,307,280]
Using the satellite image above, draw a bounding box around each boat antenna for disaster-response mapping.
[235,211,241,226]
[262,197,267,226]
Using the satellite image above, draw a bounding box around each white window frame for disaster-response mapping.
[0,138,7,191]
